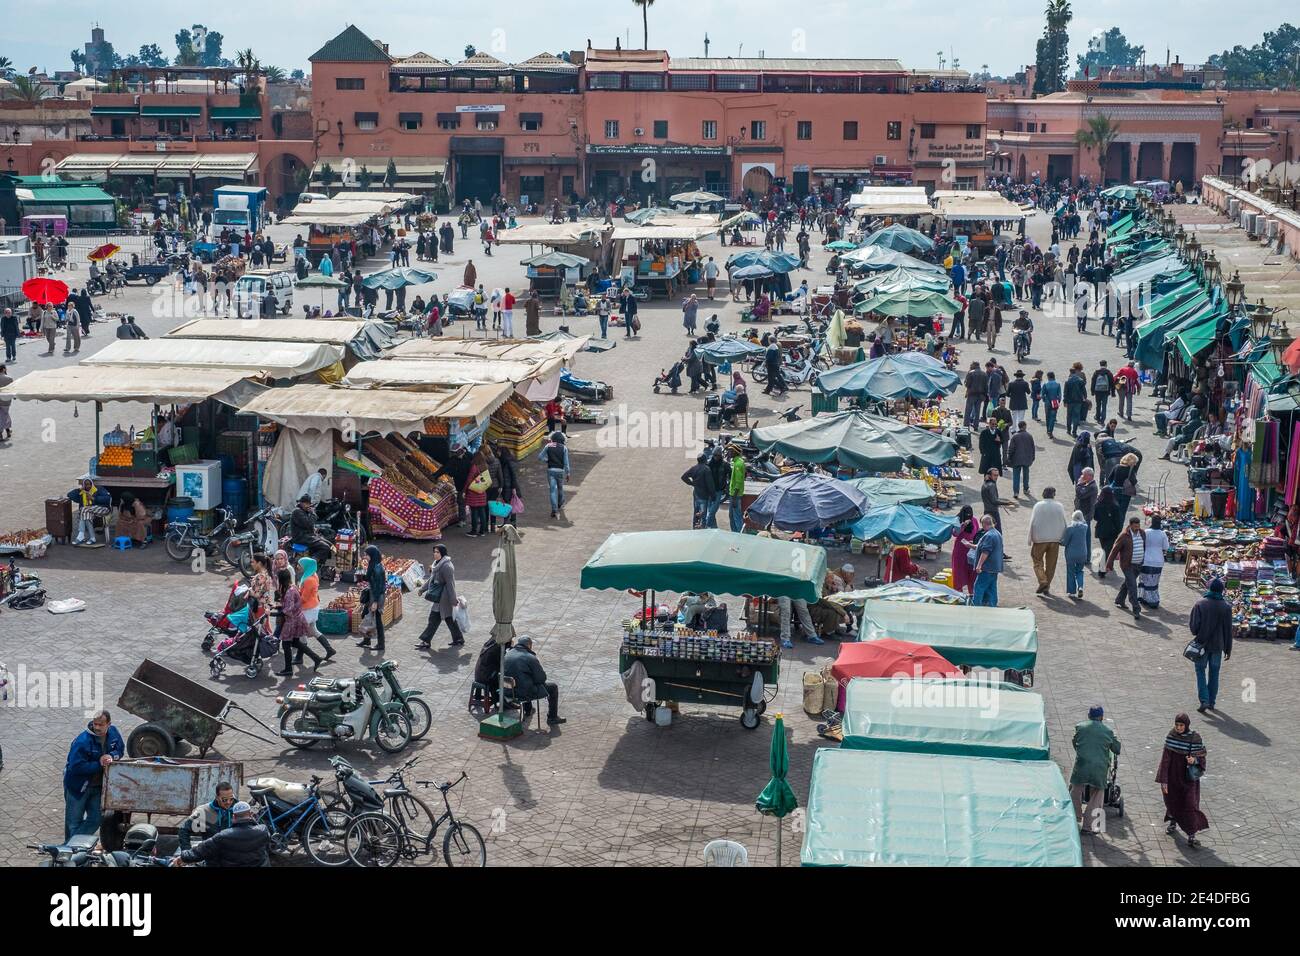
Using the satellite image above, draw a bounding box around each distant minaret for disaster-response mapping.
[704,33,710,57]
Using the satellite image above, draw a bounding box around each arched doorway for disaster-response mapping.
[741,165,773,196]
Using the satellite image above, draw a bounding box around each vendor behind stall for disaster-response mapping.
[115,492,151,548]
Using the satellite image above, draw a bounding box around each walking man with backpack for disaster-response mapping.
[1091,361,1115,425]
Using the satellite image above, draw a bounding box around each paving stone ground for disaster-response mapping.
[1,204,1297,867]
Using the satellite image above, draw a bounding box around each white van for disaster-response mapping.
[233,270,295,318]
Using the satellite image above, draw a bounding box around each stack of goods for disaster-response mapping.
[1161,514,1273,564]
[561,397,605,425]
[381,555,424,592]
[327,584,404,632]
[488,394,548,456]
[96,444,135,477]
[361,434,458,540]
[0,528,54,558]
[621,626,778,665]
[1227,571,1300,642]
[256,424,278,463]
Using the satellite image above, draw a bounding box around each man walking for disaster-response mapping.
[963,361,988,428]
[1114,360,1140,421]
[1005,421,1036,496]
[63,710,124,841]
[1189,577,1232,714]
[621,288,638,337]
[728,445,746,533]
[1028,486,1068,595]
[1,307,18,363]
[525,289,542,336]
[1070,706,1121,835]
[681,452,716,529]
[1090,360,1115,424]
[501,287,516,337]
[1106,515,1146,622]
[1063,363,1088,436]
[703,256,720,300]
[972,514,1004,607]
[1006,369,1031,430]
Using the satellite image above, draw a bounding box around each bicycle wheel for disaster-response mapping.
[402,697,432,741]
[442,822,486,867]
[346,812,403,867]
[385,792,438,863]
[164,532,192,562]
[302,807,353,867]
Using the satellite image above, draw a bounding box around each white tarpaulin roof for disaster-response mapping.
[329,191,417,204]
[281,211,375,227]
[282,197,397,227]
[611,224,717,241]
[166,319,370,346]
[237,382,514,433]
[389,337,588,365]
[82,339,344,378]
[344,357,563,400]
[848,186,931,215]
[494,223,607,245]
[933,192,1025,222]
[0,365,255,405]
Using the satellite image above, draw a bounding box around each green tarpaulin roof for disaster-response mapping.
[858,599,1038,669]
[140,105,202,117]
[18,185,114,205]
[840,678,1049,760]
[842,477,934,507]
[209,106,262,120]
[801,748,1082,866]
[89,106,138,116]
[1253,353,1284,388]
[580,530,827,601]
[1175,311,1224,364]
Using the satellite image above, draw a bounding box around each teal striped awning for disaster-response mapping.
[90,106,138,116]
[1175,313,1224,365]
[141,105,201,118]
[209,106,261,120]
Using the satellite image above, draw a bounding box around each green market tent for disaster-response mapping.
[852,267,951,296]
[815,352,960,401]
[860,224,935,256]
[801,748,1081,866]
[839,677,1049,759]
[858,599,1038,670]
[842,477,934,506]
[854,288,962,318]
[15,181,116,227]
[580,530,826,602]
[840,245,947,276]
[1173,310,1226,364]
[750,410,957,472]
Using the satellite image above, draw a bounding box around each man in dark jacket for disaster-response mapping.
[1189,577,1233,713]
[682,453,716,528]
[762,338,785,396]
[63,710,125,841]
[175,802,270,867]
[1097,436,1143,484]
[503,636,564,725]
[963,362,988,428]
[1063,366,1088,437]
[1,307,18,362]
[289,495,333,565]
[1090,361,1115,424]
[620,288,638,337]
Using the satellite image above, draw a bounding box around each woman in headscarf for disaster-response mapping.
[294,557,336,664]
[414,544,464,649]
[1156,712,1209,848]
[355,544,387,653]
[883,544,922,583]
[275,568,322,676]
[1093,487,1123,579]
[464,451,491,537]
[1067,430,1095,484]
[247,552,274,637]
[272,549,295,587]
[1137,514,1170,608]
[950,504,980,595]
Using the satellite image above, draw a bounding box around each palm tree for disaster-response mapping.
[263,65,286,83]
[633,0,655,49]
[1076,113,1121,183]
[6,75,49,105]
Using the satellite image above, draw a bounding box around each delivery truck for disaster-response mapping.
[212,185,269,234]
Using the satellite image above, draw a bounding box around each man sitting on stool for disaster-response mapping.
[290,495,334,565]
[504,636,565,726]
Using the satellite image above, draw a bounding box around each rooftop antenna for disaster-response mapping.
[704,33,710,56]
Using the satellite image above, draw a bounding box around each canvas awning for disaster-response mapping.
[165,318,398,360]
[932,193,1025,222]
[494,222,607,245]
[54,154,128,179]
[801,748,1081,867]
[1174,312,1224,364]
[343,356,563,389]
[237,381,514,433]
[389,337,588,365]
[610,224,717,241]
[0,365,258,406]
[113,155,167,173]
[858,600,1038,670]
[82,339,344,379]
[847,186,931,216]
[191,153,257,179]
[330,191,418,204]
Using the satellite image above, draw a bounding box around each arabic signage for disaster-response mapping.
[925,143,986,161]
[456,104,505,113]
[586,144,728,157]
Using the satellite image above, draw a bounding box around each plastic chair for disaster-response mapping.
[111,536,133,551]
[702,840,749,867]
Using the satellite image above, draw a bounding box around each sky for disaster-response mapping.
[1,0,1288,77]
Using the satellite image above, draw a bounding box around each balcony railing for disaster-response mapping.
[78,132,261,143]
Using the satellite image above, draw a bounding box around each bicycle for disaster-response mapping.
[248,772,357,867]
[346,769,485,867]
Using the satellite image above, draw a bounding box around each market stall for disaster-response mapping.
[580,530,827,729]
[82,339,346,382]
[610,224,714,299]
[801,748,1081,866]
[521,251,591,300]
[839,677,1049,760]
[931,191,1026,255]
[858,599,1039,685]
[164,318,400,363]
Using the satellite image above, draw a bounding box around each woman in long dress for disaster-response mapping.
[950,505,979,595]
[1138,514,1170,608]
[1155,712,1209,848]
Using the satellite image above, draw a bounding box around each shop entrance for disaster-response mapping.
[454,154,501,204]
[518,175,545,205]
[1046,154,1074,185]
[792,170,809,198]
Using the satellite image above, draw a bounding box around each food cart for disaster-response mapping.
[98,756,244,849]
[521,250,590,300]
[580,530,827,729]
[857,599,1038,686]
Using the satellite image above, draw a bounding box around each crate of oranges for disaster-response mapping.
[97,446,134,476]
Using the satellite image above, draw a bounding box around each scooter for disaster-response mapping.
[306,659,430,742]
[0,557,44,612]
[278,667,413,754]
[1014,329,1032,363]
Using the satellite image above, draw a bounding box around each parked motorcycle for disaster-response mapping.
[29,824,164,868]
[165,505,239,563]
[0,557,44,611]
[304,658,428,739]
[278,668,413,754]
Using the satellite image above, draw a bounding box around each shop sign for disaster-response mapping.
[455,104,505,113]
[926,143,986,161]
[586,144,728,157]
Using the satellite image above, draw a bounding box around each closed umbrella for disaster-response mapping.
[755,713,797,866]
[815,353,961,401]
[482,524,523,739]
[22,277,69,306]
[747,471,869,531]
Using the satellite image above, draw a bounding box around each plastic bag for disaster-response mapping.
[510,492,525,515]
[452,596,471,636]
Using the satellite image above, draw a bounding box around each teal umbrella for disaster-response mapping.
[362,267,438,290]
[853,267,951,296]
[755,713,797,866]
[725,250,801,273]
[849,503,958,544]
[816,352,960,400]
[861,224,934,256]
[295,272,345,308]
[696,337,766,365]
[751,410,956,471]
[824,240,858,252]
[854,288,962,318]
[841,245,947,276]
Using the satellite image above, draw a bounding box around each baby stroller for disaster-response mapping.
[205,593,276,680]
[653,361,685,395]
[200,582,251,652]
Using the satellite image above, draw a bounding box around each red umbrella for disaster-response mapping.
[22,277,69,306]
[87,242,121,262]
[830,639,960,708]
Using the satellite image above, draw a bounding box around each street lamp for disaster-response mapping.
[1162,211,1176,236]
[1266,307,1293,367]
[1203,250,1222,288]
[1227,270,1249,314]
[1184,235,1201,266]
[1175,225,1188,254]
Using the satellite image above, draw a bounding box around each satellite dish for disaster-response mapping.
[27,67,37,75]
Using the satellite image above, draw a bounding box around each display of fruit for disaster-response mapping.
[98,446,134,467]
[0,528,50,545]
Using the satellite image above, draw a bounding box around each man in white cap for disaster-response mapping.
[174,800,270,867]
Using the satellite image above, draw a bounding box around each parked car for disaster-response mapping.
[233,270,295,317]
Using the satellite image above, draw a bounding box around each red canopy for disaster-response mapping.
[1283,338,1300,374]
[832,638,961,686]
[22,277,69,306]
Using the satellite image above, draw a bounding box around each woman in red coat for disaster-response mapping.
[1155,712,1209,848]
[950,504,979,595]
[883,545,922,583]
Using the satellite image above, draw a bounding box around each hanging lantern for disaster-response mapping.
[1184,235,1201,265]
[1266,305,1292,367]
[1226,270,1248,312]
[1162,211,1177,236]
[1203,250,1221,287]
[1174,225,1188,254]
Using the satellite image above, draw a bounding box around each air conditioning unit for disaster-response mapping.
[874,155,888,166]
[1265,218,1279,240]
[1243,212,1259,236]
[633,127,645,136]
[1227,198,1240,217]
